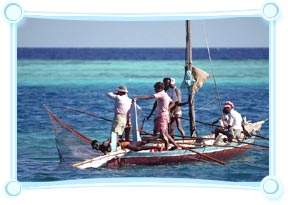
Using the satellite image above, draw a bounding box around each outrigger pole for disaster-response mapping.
[185,20,196,136]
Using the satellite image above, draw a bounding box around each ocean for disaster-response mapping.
[17,48,269,182]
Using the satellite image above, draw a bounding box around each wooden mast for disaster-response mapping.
[185,20,196,136]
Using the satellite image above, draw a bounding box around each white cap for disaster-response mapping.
[170,78,176,85]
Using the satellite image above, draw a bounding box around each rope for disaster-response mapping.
[194,98,217,113]
[201,22,223,117]
[44,104,112,122]
[46,108,92,145]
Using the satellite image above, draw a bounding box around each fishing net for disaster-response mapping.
[46,106,101,164]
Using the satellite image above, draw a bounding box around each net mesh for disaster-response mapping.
[46,107,101,163]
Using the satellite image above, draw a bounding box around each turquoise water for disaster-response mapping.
[18,59,268,86]
[17,58,269,182]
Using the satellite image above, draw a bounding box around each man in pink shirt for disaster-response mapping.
[133,82,180,150]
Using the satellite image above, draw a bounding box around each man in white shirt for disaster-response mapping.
[214,101,243,142]
[101,85,132,153]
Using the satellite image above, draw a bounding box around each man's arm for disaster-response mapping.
[134,95,154,101]
[168,100,175,111]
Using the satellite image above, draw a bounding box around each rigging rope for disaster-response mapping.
[47,108,92,145]
[201,22,223,117]
[44,104,112,122]
[194,98,217,113]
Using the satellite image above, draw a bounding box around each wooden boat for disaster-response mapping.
[45,20,268,169]
[45,103,267,169]
[70,119,266,169]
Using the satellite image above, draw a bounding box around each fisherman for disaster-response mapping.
[133,82,181,150]
[213,101,243,143]
[169,78,187,137]
[163,77,178,137]
[119,140,162,152]
[101,85,132,152]
[146,77,178,136]
[92,139,162,153]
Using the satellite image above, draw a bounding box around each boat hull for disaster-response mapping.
[106,140,253,168]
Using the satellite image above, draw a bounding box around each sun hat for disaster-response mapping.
[224,101,234,109]
[116,85,128,93]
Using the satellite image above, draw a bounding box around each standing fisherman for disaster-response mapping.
[101,85,132,153]
[133,82,181,150]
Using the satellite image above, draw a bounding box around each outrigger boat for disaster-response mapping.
[44,20,268,169]
[45,104,267,169]
[73,119,266,169]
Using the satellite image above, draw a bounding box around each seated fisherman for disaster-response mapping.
[213,101,243,143]
[91,139,161,153]
[119,140,161,152]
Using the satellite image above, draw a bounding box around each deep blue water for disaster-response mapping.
[17,48,269,182]
[18,47,269,60]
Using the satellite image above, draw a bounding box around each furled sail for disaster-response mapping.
[180,65,210,94]
[191,65,210,93]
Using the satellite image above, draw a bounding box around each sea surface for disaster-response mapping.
[17,48,269,182]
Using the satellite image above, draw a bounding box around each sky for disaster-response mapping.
[17,17,269,48]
